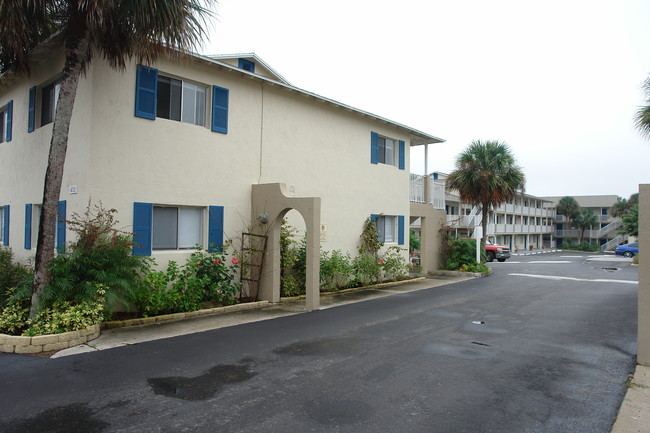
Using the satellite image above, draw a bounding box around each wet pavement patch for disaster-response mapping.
[148,364,256,401]
[273,337,358,356]
[2,403,109,433]
[423,342,496,360]
[306,398,374,425]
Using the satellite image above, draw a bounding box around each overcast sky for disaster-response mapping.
[203,0,650,199]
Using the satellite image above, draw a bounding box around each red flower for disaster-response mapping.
[214,259,221,265]
[379,259,385,265]
[231,257,239,264]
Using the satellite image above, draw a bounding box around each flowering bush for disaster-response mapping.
[134,248,241,317]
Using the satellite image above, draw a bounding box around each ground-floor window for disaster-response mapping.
[153,206,203,250]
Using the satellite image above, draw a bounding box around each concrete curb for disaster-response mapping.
[101,300,271,330]
[512,248,559,256]
[280,276,429,302]
[611,365,650,433]
[0,324,101,354]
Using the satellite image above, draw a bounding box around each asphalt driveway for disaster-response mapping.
[0,252,638,432]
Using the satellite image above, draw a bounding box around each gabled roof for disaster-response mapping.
[195,53,445,146]
[206,53,292,85]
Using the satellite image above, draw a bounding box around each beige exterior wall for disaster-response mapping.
[639,184,649,366]
[1,53,423,273]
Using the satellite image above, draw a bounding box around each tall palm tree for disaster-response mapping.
[556,196,580,242]
[0,0,215,318]
[446,140,525,259]
[635,76,650,139]
[574,208,598,243]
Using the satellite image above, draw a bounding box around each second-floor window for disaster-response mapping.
[377,137,396,165]
[157,76,206,126]
[41,80,61,126]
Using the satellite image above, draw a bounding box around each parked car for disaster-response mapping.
[615,242,638,258]
[485,240,511,262]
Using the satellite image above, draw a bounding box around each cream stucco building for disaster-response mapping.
[0,45,445,309]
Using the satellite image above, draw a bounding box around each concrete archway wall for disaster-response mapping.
[410,203,446,273]
[252,183,321,311]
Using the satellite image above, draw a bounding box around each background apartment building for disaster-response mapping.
[542,195,625,250]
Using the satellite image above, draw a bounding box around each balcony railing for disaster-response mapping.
[410,174,445,210]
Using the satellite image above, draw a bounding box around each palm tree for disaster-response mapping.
[0,1,215,318]
[446,140,525,259]
[635,76,650,139]
[556,196,580,242]
[574,209,598,243]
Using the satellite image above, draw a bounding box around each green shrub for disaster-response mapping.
[381,246,409,281]
[320,250,354,291]
[280,220,305,297]
[0,286,105,336]
[0,299,30,335]
[561,241,599,252]
[0,247,33,309]
[39,203,147,314]
[133,248,241,317]
[444,237,484,270]
[24,286,106,336]
[353,254,382,286]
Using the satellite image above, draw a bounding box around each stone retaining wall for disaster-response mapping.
[0,324,101,354]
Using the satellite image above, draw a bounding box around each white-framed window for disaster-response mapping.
[41,79,61,126]
[156,75,206,126]
[152,206,203,250]
[377,215,396,243]
[377,136,396,166]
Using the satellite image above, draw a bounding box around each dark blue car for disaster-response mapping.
[615,242,638,258]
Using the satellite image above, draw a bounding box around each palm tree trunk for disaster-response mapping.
[30,33,89,319]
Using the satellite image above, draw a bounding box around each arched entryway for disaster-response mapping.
[251,183,321,311]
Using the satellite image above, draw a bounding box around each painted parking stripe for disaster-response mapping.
[509,273,637,285]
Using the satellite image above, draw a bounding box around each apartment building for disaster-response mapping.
[541,195,624,250]
[0,41,444,310]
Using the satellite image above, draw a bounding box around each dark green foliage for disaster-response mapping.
[133,249,241,317]
[443,237,486,271]
[561,241,600,252]
[280,220,305,297]
[621,205,639,238]
[0,248,32,308]
[39,203,147,314]
[409,229,421,253]
[320,250,354,291]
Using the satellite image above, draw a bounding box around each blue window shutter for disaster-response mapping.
[24,204,32,249]
[398,140,405,170]
[6,100,12,142]
[57,201,66,253]
[208,206,224,252]
[3,205,9,246]
[371,132,379,164]
[134,65,158,120]
[133,202,153,256]
[28,87,36,132]
[211,86,229,134]
[370,214,379,223]
[398,215,405,245]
